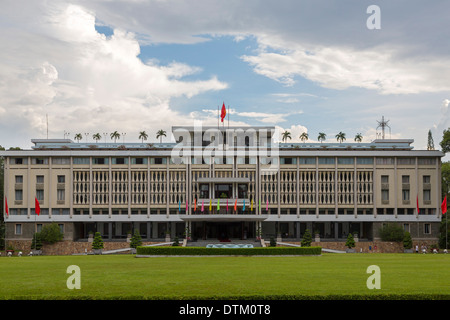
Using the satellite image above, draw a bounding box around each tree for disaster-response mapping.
[442,161,450,197]
[40,223,63,244]
[439,212,450,249]
[74,133,82,143]
[379,223,404,242]
[269,237,277,247]
[301,229,312,247]
[31,232,43,250]
[156,129,166,143]
[427,129,435,150]
[130,230,142,249]
[335,132,346,143]
[92,232,104,250]
[299,132,309,143]
[403,231,412,249]
[92,133,101,143]
[354,133,363,143]
[110,131,120,143]
[440,128,450,153]
[281,130,291,143]
[318,132,326,143]
[139,131,148,143]
[345,233,355,249]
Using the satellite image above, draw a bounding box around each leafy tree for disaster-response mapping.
[354,133,363,143]
[379,223,404,242]
[92,133,101,143]
[403,231,412,249]
[440,128,450,153]
[439,213,450,249]
[299,132,309,143]
[442,161,450,197]
[156,129,167,143]
[74,133,82,143]
[172,236,180,247]
[335,132,346,143]
[427,129,435,150]
[92,232,104,250]
[130,230,142,248]
[40,223,63,244]
[345,233,355,249]
[281,131,291,143]
[318,132,326,143]
[139,131,148,143]
[301,229,312,247]
[110,131,120,143]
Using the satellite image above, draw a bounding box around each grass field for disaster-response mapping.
[0,253,449,300]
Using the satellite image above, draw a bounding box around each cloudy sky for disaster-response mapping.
[1,0,449,152]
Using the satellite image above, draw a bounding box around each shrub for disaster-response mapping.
[130,230,142,249]
[136,246,322,256]
[301,229,312,247]
[92,232,104,250]
[403,231,412,249]
[40,223,63,244]
[269,237,276,247]
[345,233,355,249]
[172,237,180,246]
[379,223,404,242]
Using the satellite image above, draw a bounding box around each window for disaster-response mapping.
[151,157,166,165]
[15,224,22,235]
[52,157,70,164]
[402,175,410,184]
[402,189,410,201]
[15,190,23,201]
[424,223,431,234]
[381,190,389,201]
[36,224,42,233]
[403,224,410,232]
[73,158,90,165]
[57,175,65,183]
[36,190,44,201]
[58,224,65,234]
[423,175,431,184]
[418,158,436,165]
[15,175,23,183]
[376,157,393,165]
[357,157,373,165]
[199,184,209,199]
[299,157,316,165]
[318,157,335,165]
[32,158,48,165]
[112,158,127,165]
[36,176,44,184]
[12,158,26,165]
[337,158,354,165]
[93,158,108,165]
[57,189,65,201]
[381,175,389,184]
[281,157,296,165]
[238,184,248,198]
[397,158,415,165]
[132,157,147,165]
[423,190,431,201]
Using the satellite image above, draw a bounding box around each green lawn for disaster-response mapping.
[0,253,449,300]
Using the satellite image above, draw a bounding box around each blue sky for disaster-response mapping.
[0,1,449,153]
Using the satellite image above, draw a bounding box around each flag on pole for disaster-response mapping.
[226,199,228,212]
[416,194,419,214]
[35,197,40,216]
[201,200,204,212]
[5,196,8,216]
[442,196,447,214]
[217,199,220,211]
[178,200,181,212]
[234,199,237,212]
[194,198,197,212]
[243,199,245,211]
[209,199,212,211]
[259,199,261,213]
[186,200,188,212]
[220,102,226,122]
[266,199,269,211]
[251,199,253,211]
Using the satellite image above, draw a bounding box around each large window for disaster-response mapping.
[318,157,335,165]
[93,158,108,165]
[238,184,248,198]
[199,184,209,199]
[215,184,232,199]
[337,158,354,165]
[73,158,90,164]
[357,157,373,165]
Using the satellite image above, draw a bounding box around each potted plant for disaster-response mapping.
[345,233,356,253]
[92,232,104,254]
[353,232,359,243]
[403,231,413,253]
[183,227,191,241]
[88,231,94,243]
[129,230,142,254]
[31,232,43,255]
[126,230,132,243]
[165,230,171,242]
[269,237,277,247]
[314,230,320,242]
[256,227,262,241]
[172,236,180,247]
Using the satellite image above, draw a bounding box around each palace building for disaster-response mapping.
[1,124,444,248]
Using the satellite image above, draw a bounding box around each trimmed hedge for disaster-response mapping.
[136,246,322,256]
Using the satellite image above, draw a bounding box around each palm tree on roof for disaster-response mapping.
[281,130,291,143]
[139,131,148,143]
[318,132,326,143]
[74,133,82,143]
[354,133,363,143]
[110,131,120,143]
[92,133,101,143]
[299,132,309,143]
[156,129,166,143]
[335,132,346,143]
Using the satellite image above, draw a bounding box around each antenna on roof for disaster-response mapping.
[376,116,391,139]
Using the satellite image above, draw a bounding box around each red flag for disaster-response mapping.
[5,196,8,216]
[35,197,40,216]
[442,196,447,214]
[220,102,226,122]
[416,194,419,214]
[234,199,237,212]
